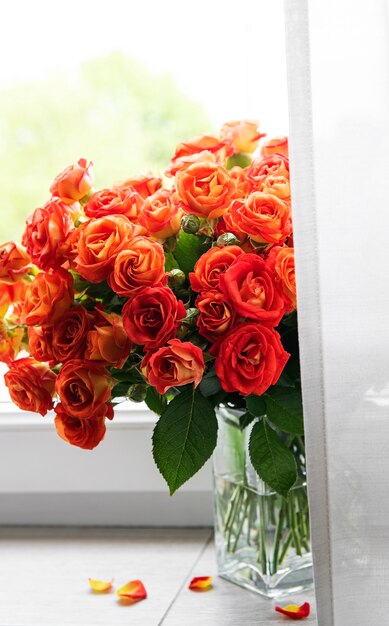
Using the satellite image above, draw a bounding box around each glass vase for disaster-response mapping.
[213,405,313,599]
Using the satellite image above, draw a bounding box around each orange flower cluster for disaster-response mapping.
[1,120,296,453]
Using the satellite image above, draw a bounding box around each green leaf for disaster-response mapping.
[145,386,167,416]
[164,252,180,272]
[152,385,218,494]
[245,395,267,417]
[173,231,203,274]
[239,411,256,430]
[264,388,304,435]
[199,369,221,397]
[249,419,297,498]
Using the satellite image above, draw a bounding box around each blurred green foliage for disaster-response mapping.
[0,53,210,243]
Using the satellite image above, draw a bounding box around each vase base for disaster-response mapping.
[218,557,313,599]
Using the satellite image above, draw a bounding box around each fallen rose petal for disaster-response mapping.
[275,602,310,619]
[188,576,213,591]
[88,578,113,592]
[116,579,147,601]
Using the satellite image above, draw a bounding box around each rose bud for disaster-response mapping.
[126,383,148,403]
[167,269,186,291]
[181,214,201,234]
[181,307,200,328]
[216,233,241,247]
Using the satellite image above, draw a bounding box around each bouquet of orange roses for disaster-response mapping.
[0,123,302,501]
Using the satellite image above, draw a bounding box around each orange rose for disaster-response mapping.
[71,215,141,283]
[22,199,75,271]
[4,357,56,415]
[167,134,233,176]
[259,175,290,202]
[196,290,237,341]
[189,245,244,293]
[0,242,31,284]
[28,325,55,363]
[139,189,183,240]
[54,404,107,450]
[176,162,237,219]
[55,359,113,420]
[116,173,162,198]
[210,323,289,396]
[52,305,93,362]
[22,269,73,326]
[108,236,166,297]
[246,154,289,191]
[0,322,24,365]
[269,246,296,310]
[50,158,94,204]
[228,166,251,199]
[230,192,292,245]
[166,150,218,177]
[220,120,263,153]
[85,309,132,368]
[84,187,144,222]
[141,339,205,394]
[0,282,28,318]
[261,136,289,158]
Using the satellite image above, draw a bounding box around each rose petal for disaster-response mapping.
[188,576,213,591]
[275,602,310,619]
[116,579,147,601]
[88,578,113,592]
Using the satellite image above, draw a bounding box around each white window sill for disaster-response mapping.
[0,401,213,526]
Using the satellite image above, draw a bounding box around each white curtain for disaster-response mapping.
[285,1,389,624]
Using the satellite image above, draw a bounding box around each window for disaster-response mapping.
[0,0,287,525]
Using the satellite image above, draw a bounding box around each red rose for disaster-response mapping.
[52,305,93,362]
[55,359,113,420]
[54,404,108,450]
[123,286,186,349]
[189,245,244,293]
[22,199,75,271]
[50,158,94,204]
[210,323,289,396]
[141,339,205,394]
[196,290,237,341]
[84,187,144,222]
[219,253,285,326]
[4,357,56,415]
[22,269,73,326]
